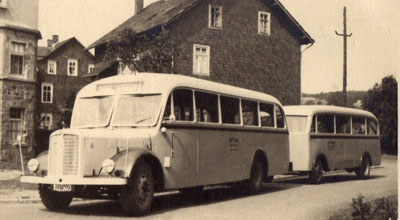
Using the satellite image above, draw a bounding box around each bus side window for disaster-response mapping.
[163,95,172,121]
[241,99,258,126]
[221,96,240,124]
[336,115,351,134]
[317,114,334,133]
[195,91,219,123]
[260,103,274,127]
[311,115,316,133]
[367,118,378,135]
[275,105,285,128]
[173,89,194,121]
[352,117,366,134]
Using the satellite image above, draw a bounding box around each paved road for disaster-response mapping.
[0,157,396,220]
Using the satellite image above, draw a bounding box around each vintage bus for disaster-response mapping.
[284,105,381,184]
[21,73,290,216]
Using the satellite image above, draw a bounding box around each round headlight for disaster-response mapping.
[27,159,39,173]
[102,159,115,174]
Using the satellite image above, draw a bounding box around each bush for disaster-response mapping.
[329,195,398,220]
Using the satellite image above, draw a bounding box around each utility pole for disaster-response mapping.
[335,7,352,106]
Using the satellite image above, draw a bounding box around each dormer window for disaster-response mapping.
[258,12,270,35]
[209,5,222,28]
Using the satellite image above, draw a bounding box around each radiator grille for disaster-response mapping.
[48,134,79,176]
[63,135,79,175]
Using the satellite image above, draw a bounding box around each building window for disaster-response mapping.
[10,42,26,76]
[258,12,270,35]
[47,60,57,75]
[88,64,95,74]
[209,5,222,28]
[41,83,53,103]
[193,44,210,76]
[67,59,78,76]
[9,108,24,143]
[40,113,52,129]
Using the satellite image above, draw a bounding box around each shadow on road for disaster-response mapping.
[275,174,385,185]
[52,182,301,217]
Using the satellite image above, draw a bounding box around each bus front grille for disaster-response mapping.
[48,134,79,176]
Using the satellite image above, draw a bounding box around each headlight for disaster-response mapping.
[27,159,39,173]
[102,159,115,174]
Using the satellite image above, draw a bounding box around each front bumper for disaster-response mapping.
[20,175,127,185]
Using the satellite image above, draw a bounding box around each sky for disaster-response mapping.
[38,0,399,94]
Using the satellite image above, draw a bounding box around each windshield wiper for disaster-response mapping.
[136,117,151,124]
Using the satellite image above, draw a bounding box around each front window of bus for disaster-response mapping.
[111,94,161,126]
[71,96,115,128]
[286,116,309,133]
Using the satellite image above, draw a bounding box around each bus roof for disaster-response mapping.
[77,73,282,105]
[283,105,377,120]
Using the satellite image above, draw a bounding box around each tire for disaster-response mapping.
[248,158,264,194]
[309,159,324,184]
[120,162,155,216]
[356,156,371,179]
[39,184,73,211]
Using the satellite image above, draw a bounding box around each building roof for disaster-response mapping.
[87,0,313,49]
[38,37,94,60]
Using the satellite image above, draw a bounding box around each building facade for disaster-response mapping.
[37,36,95,131]
[87,0,313,105]
[0,0,41,168]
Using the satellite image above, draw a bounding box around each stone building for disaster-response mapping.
[37,36,95,131]
[0,0,41,168]
[87,0,314,105]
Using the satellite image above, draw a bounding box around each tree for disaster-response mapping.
[363,75,398,154]
[105,27,178,73]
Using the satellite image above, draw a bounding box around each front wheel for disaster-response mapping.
[356,156,371,179]
[309,159,324,184]
[120,162,155,216]
[39,184,73,211]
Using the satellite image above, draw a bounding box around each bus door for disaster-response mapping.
[162,89,198,188]
[335,115,352,168]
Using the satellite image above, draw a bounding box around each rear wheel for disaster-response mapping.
[309,159,324,184]
[39,184,73,211]
[248,158,264,194]
[120,162,155,216]
[356,156,371,179]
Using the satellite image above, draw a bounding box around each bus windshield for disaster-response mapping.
[286,115,309,133]
[71,94,162,128]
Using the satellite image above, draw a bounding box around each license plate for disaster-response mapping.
[53,184,72,192]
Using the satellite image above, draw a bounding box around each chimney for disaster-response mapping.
[47,39,53,48]
[52,35,59,44]
[135,0,144,14]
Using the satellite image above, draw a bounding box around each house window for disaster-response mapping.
[67,59,78,76]
[209,5,222,28]
[193,44,210,76]
[47,60,57,75]
[88,64,95,74]
[41,83,53,103]
[258,12,271,35]
[10,42,26,76]
[9,108,24,142]
[40,113,52,129]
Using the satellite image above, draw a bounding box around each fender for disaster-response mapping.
[109,148,160,178]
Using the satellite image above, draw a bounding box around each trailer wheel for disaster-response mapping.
[309,159,324,184]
